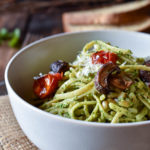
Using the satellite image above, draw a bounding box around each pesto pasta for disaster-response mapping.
[36,40,150,123]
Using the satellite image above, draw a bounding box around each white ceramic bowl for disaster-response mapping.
[5,30,150,150]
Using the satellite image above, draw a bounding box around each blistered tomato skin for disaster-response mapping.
[92,51,105,64]
[108,52,118,64]
[91,51,117,64]
[54,72,63,80]
[33,73,62,99]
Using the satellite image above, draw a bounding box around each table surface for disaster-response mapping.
[0,0,137,96]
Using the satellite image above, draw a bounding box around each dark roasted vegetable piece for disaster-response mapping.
[94,62,120,94]
[50,60,69,73]
[140,60,150,82]
[110,73,133,90]
[33,73,63,99]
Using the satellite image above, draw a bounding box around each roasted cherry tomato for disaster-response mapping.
[91,51,117,64]
[33,73,63,99]
[108,52,118,64]
[54,72,63,80]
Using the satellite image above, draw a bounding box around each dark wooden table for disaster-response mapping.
[0,0,136,96]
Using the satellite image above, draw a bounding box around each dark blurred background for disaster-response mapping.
[0,0,136,46]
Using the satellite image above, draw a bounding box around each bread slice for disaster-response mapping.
[62,0,150,25]
[64,17,150,32]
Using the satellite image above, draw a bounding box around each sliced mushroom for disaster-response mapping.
[110,73,133,90]
[94,62,120,94]
[140,60,150,82]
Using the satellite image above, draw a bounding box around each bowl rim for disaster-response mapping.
[5,29,150,127]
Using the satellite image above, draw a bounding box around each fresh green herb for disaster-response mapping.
[0,28,9,39]
[0,28,21,48]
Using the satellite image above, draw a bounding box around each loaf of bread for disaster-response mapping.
[62,0,150,33]
[63,17,150,32]
[63,0,150,25]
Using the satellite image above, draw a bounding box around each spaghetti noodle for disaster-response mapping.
[37,40,150,123]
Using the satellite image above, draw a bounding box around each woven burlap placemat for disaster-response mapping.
[0,95,38,150]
